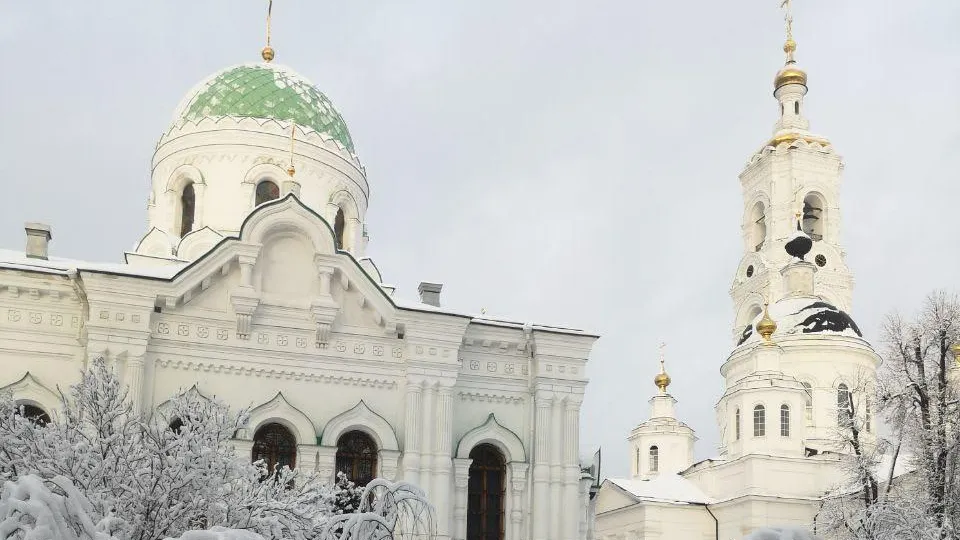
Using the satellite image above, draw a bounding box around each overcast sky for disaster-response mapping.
[2,1,958,478]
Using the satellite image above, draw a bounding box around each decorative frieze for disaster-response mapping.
[1,308,80,333]
[154,358,398,388]
[457,391,524,405]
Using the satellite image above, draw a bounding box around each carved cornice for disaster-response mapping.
[457,391,524,405]
[154,358,398,388]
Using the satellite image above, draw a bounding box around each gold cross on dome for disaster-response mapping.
[780,0,796,62]
[658,342,666,372]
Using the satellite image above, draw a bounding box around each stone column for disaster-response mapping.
[125,355,145,416]
[420,381,437,499]
[452,458,472,540]
[402,379,423,488]
[433,383,454,537]
[549,397,563,540]
[532,391,552,540]
[563,399,582,540]
[511,462,530,540]
[317,446,337,482]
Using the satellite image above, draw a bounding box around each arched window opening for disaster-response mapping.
[794,101,800,115]
[334,208,346,250]
[750,202,767,252]
[252,423,296,476]
[802,382,814,426]
[753,405,766,437]
[649,446,659,473]
[735,408,741,441]
[180,183,196,237]
[336,431,378,487]
[467,444,505,540]
[255,180,280,206]
[16,404,50,426]
[837,383,851,426]
[802,193,825,241]
[780,405,790,437]
[169,417,185,434]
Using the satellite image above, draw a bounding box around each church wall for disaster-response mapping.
[595,500,715,540]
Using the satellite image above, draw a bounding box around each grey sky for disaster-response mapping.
[1,1,958,478]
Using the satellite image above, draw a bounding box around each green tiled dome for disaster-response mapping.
[175,64,355,152]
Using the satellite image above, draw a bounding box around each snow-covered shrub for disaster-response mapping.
[0,474,116,540]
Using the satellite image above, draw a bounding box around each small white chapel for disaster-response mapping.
[594,3,881,540]
[0,8,599,540]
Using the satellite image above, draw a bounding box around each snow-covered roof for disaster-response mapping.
[0,249,183,279]
[607,474,714,505]
[0,248,596,337]
[737,295,863,347]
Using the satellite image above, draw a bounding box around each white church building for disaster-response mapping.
[0,30,599,540]
[594,7,882,540]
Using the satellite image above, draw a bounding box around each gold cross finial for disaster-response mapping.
[658,342,666,372]
[261,0,275,62]
[780,0,797,63]
[654,342,671,393]
[287,121,296,177]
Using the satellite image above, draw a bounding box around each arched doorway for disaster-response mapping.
[16,403,50,426]
[467,444,506,540]
[336,430,378,486]
[251,422,297,475]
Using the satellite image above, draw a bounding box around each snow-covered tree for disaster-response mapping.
[819,291,960,540]
[0,358,435,540]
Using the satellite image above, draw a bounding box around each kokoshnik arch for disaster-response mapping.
[0,11,599,540]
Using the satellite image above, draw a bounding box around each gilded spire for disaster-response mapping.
[261,0,275,62]
[287,121,296,177]
[775,0,807,90]
[781,0,796,63]
[756,302,778,344]
[653,342,671,394]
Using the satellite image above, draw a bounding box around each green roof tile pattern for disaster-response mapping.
[176,64,355,152]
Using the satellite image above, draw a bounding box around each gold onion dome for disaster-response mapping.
[775,61,807,90]
[654,360,671,393]
[756,304,778,343]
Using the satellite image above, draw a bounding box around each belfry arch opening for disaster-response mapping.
[750,202,767,251]
[802,193,825,241]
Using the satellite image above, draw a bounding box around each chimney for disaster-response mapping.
[24,223,52,260]
[418,281,443,307]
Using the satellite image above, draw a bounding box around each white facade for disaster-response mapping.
[595,27,880,540]
[0,54,599,540]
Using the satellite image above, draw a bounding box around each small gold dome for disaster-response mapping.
[654,371,671,393]
[261,46,275,62]
[756,304,778,343]
[286,164,296,177]
[775,63,807,90]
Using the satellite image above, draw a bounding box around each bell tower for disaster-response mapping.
[729,0,854,339]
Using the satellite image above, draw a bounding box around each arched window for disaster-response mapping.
[180,183,196,237]
[794,101,800,115]
[467,444,505,540]
[802,193,825,241]
[780,405,790,437]
[802,382,814,425]
[735,408,741,441]
[753,405,765,437]
[336,431,378,487]
[334,207,346,250]
[252,423,297,475]
[169,417,185,434]
[255,180,280,206]
[750,202,767,252]
[16,404,50,426]
[649,446,659,473]
[837,383,851,426]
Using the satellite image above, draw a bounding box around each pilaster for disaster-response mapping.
[532,390,552,540]
[402,378,423,487]
[452,458,472,540]
[510,462,530,540]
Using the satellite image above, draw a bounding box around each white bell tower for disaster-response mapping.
[728,0,854,340]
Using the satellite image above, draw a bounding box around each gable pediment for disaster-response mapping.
[148,195,398,343]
